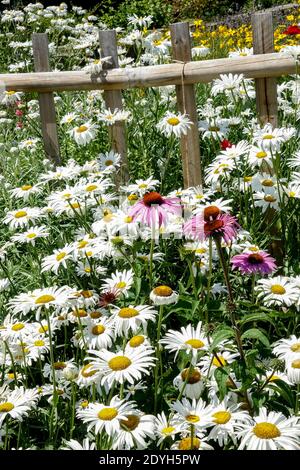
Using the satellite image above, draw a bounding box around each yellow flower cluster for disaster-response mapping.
[189,8,300,56]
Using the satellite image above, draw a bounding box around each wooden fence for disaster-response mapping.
[0,11,297,188]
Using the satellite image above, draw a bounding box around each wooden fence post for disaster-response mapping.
[252,12,278,127]
[98,29,128,182]
[170,22,202,189]
[32,33,61,165]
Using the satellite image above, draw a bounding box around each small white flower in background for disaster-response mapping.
[280,45,300,60]
[62,438,96,450]
[18,138,39,152]
[0,90,23,105]
[98,108,131,126]
[0,278,10,292]
[83,56,112,74]
[211,73,244,96]
[69,121,98,145]
[157,111,192,138]
[98,150,121,171]
[60,112,78,125]
[255,276,299,308]
[128,14,153,29]
[11,226,49,245]
[228,47,253,58]
[252,123,285,151]
[192,46,210,58]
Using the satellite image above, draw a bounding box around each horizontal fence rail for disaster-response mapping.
[0,53,296,93]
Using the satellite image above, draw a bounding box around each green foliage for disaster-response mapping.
[100,0,173,28]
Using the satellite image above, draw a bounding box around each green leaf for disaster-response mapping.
[241,328,270,348]
[266,379,295,408]
[239,312,275,327]
[214,367,229,401]
[210,327,235,350]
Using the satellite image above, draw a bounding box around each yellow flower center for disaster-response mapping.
[270,284,286,295]
[261,179,274,187]
[162,426,175,435]
[128,194,138,201]
[212,355,227,367]
[105,159,113,166]
[263,134,274,140]
[186,414,200,423]
[195,248,207,254]
[38,325,48,333]
[208,126,220,132]
[139,184,148,189]
[7,91,16,95]
[256,151,267,158]
[80,400,89,408]
[129,335,145,347]
[35,294,55,304]
[289,191,296,198]
[124,216,133,223]
[120,414,140,431]
[244,176,252,182]
[291,343,300,353]
[185,339,205,349]
[27,233,37,239]
[108,356,132,371]
[153,285,173,297]
[77,240,89,249]
[81,290,93,298]
[76,125,88,133]
[167,117,180,126]
[213,411,231,424]
[81,364,97,378]
[0,402,15,413]
[14,210,27,219]
[34,340,45,347]
[116,281,127,289]
[118,307,139,318]
[21,185,32,191]
[53,361,66,370]
[84,267,91,273]
[178,437,200,450]
[291,359,300,369]
[85,184,97,192]
[70,202,80,209]
[56,252,66,261]
[72,309,88,318]
[253,422,281,439]
[181,368,201,384]
[91,325,105,335]
[98,407,118,421]
[90,311,102,319]
[264,195,277,203]
[249,246,259,252]
[11,323,25,331]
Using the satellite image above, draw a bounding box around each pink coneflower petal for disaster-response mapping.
[183,206,240,243]
[231,251,276,275]
[129,191,181,228]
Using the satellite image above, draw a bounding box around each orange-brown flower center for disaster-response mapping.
[248,253,264,264]
[143,191,164,207]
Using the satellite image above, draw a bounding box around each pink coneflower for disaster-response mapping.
[184,206,240,244]
[231,251,276,275]
[129,191,181,227]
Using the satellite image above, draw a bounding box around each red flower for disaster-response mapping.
[220,139,232,150]
[283,25,300,35]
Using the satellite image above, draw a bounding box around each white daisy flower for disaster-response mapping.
[76,396,136,436]
[88,347,155,386]
[11,226,49,245]
[255,276,298,307]
[10,184,41,201]
[161,321,208,361]
[173,367,205,399]
[41,244,74,274]
[69,121,98,145]
[172,397,213,431]
[150,285,179,306]
[62,438,96,450]
[154,411,180,446]
[110,305,157,337]
[101,269,134,297]
[238,408,300,450]
[80,317,114,350]
[273,335,300,362]
[0,386,38,426]
[3,207,43,229]
[112,411,155,450]
[156,112,192,138]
